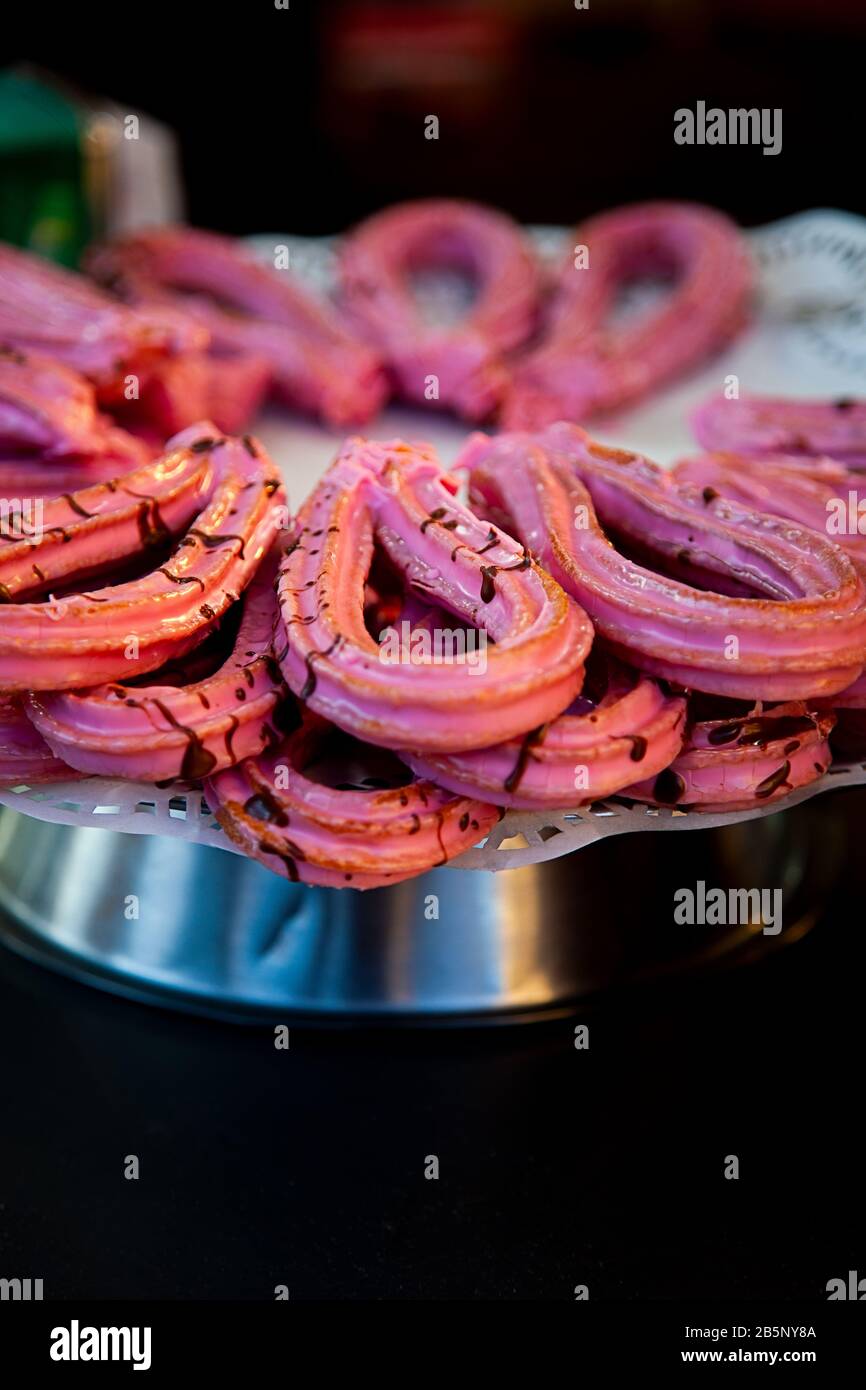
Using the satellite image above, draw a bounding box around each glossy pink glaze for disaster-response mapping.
[0,241,199,393]
[27,554,290,782]
[0,348,151,470]
[275,436,591,751]
[674,450,866,567]
[0,423,286,690]
[0,692,79,785]
[89,226,388,427]
[404,659,686,809]
[623,700,835,812]
[339,199,541,420]
[205,708,501,888]
[691,393,866,467]
[504,202,751,427]
[462,422,866,700]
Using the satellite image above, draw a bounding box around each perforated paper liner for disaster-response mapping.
[0,758,864,873]
[2,210,865,874]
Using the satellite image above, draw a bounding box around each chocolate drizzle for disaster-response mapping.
[707,714,816,748]
[420,507,447,534]
[480,550,531,603]
[135,499,170,550]
[244,789,289,826]
[480,565,498,603]
[185,528,246,559]
[257,841,301,882]
[151,698,217,780]
[625,734,648,762]
[707,721,746,746]
[653,768,686,804]
[62,493,95,519]
[224,715,239,761]
[754,760,791,799]
[504,724,548,794]
[285,603,328,628]
[300,635,343,700]
[434,810,447,866]
[157,567,205,591]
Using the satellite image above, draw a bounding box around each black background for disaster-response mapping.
[4,0,866,235]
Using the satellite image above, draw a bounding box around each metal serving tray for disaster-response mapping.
[0,793,843,1023]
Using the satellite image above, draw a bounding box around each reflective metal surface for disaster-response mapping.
[0,798,844,1023]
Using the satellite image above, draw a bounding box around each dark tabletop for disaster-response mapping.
[0,789,863,1302]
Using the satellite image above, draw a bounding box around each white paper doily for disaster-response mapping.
[3,210,865,874]
[0,757,864,873]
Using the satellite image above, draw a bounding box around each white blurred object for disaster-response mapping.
[84,103,185,237]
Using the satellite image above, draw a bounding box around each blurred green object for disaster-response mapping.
[0,70,91,266]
